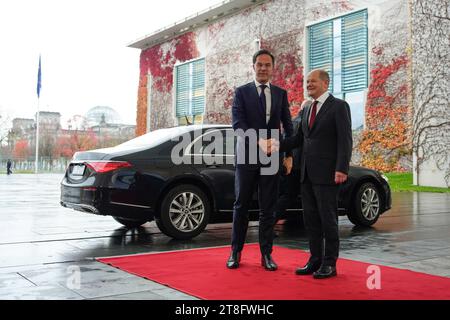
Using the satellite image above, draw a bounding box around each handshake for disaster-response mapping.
[258,138,280,154]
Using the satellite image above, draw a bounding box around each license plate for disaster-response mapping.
[62,187,81,198]
[71,164,85,176]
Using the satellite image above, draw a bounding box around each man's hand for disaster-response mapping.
[270,139,280,153]
[335,171,348,184]
[258,138,270,154]
[258,138,279,154]
[283,156,293,175]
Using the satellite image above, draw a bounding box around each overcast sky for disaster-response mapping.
[0,0,218,128]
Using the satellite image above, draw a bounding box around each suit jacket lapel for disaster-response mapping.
[270,86,278,119]
[310,94,334,132]
[303,104,312,136]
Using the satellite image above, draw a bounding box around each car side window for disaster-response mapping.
[188,129,235,156]
[224,130,236,156]
[198,135,220,155]
[191,130,223,155]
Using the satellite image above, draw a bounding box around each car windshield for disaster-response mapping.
[119,126,193,148]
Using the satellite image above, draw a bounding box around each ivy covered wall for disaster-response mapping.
[135,0,415,172]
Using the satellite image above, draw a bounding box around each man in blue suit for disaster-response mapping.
[227,49,293,271]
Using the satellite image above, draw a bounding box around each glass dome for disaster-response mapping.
[85,106,122,127]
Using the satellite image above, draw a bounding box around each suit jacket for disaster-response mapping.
[232,81,293,167]
[287,104,309,171]
[281,94,352,185]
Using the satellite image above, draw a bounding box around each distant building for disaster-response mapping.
[90,123,136,141]
[8,112,61,148]
[85,106,123,127]
[8,107,136,157]
[38,111,61,132]
[84,106,135,143]
[10,118,34,141]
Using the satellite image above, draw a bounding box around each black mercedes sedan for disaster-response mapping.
[61,124,391,240]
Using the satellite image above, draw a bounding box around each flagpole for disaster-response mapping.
[35,55,41,174]
[35,98,40,174]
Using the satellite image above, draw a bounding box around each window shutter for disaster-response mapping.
[341,10,368,92]
[308,20,334,92]
[175,63,190,117]
[175,58,205,117]
[191,59,205,115]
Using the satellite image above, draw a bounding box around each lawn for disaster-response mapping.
[385,172,450,193]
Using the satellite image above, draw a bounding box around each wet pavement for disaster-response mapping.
[0,173,449,299]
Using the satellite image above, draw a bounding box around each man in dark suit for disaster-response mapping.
[227,49,293,271]
[274,100,311,224]
[277,69,352,279]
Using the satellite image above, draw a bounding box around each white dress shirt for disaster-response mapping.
[309,91,330,125]
[255,80,271,124]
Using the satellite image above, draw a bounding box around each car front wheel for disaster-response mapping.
[348,182,382,227]
[156,184,210,240]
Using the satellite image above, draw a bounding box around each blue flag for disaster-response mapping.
[37,55,42,98]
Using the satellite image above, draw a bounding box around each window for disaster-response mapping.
[175,58,205,122]
[188,129,235,156]
[308,20,334,91]
[308,10,368,130]
[196,131,222,155]
[345,91,365,130]
[224,130,236,156]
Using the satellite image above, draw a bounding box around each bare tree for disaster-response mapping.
[411,0,450,186]
[0,107,11,146]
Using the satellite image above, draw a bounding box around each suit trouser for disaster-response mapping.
[275,169,301,220]
[301,171,339,267]
[231,166,279,255]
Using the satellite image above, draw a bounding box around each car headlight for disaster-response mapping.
[381,174,389,182]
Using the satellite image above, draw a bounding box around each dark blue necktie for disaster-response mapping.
[259,84,267,116]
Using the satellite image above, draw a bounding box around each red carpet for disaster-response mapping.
[97,244,450,300]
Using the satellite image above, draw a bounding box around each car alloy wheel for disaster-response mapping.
[348,182,382,227]
[156,184,211,240]
[360,187,380,221]
[169,192,205,232]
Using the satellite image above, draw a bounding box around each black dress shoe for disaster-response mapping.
[313,266,337,279]
[295,262,321,275]
[261,254,278,271]
[226,251,241,269]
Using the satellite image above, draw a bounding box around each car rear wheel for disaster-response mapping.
[156,184,210,240]
[113,217,148,228]
[348,182,381,227]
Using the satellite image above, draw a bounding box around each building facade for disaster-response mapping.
[131,0,449,187]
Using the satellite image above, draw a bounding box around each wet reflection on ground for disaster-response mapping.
[0,174,449,299]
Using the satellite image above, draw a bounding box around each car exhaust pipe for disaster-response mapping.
[61,201,99,215]
[78,204,100,214]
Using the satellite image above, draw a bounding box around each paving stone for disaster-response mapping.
[0,283,84,300]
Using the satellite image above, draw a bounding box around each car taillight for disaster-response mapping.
[85,161,132,173]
